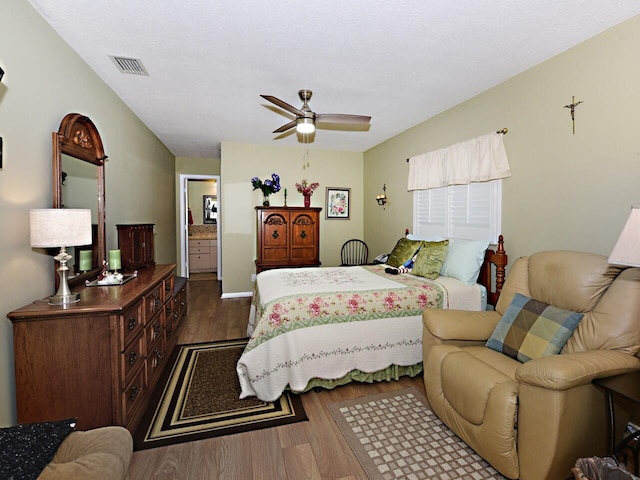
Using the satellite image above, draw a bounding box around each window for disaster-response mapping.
[413,179,502,242]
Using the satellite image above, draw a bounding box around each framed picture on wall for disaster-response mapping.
[325,187,350,219]
[203,195,217,224]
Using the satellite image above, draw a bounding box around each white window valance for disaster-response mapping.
[407,132,511,191]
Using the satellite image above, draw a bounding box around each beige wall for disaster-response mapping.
[188,180,218,225]
[364,14,640,268]
[220,142,363,294]
[0,0,176,426]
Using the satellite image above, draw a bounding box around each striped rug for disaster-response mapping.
[133,339,307,450]
[327,387,505,480]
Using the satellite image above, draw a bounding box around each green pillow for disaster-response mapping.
[386,238,423,268]
[486,293,583,363]
[411,240,449,279]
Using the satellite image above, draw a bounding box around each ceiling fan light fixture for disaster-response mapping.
[296,117,315,134]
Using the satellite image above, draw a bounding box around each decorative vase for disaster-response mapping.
[303,194,311,208]
[263,193,270,206]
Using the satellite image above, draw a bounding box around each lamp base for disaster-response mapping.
[48,292,81,306]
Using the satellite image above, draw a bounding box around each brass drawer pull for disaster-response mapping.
[128,317,137,330]
[128,351,137,366]
[130,386,139,402]
[300,230,307,239]
[272,230,279,239]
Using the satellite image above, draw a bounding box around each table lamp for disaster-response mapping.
[608,206,640,267]
[30,209,92,305]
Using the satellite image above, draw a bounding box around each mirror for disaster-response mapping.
[53,113,107,286]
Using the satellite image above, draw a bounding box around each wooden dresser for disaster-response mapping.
[255,206,321,272]
[8,264,187,434]
[117,223,155,271]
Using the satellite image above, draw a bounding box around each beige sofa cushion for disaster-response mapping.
[38,426,132,480]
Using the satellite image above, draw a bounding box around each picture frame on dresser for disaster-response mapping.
[203,195,217,224]
[325,187,350,219]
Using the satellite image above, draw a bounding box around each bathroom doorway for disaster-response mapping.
[179,174,221,280]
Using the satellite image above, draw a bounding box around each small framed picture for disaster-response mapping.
[325,187,351,219]
[203,195,217,224]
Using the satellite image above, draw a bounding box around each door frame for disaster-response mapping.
[179,174,221,280]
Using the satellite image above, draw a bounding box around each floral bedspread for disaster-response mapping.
[237,265,448,401]
[246,265,445,353]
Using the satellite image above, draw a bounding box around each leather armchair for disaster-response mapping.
[423,251,640,480]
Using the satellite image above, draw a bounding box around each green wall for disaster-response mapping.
[220,142,364,294]
[364,14,640,268]
[0,0,176,426]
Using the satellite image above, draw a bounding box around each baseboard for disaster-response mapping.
[221,291,253,299]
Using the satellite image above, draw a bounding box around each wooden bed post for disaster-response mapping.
[482,235,508,307]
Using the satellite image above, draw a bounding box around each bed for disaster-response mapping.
[237,235,507,401]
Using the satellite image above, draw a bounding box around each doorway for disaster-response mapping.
[179,174,221,280]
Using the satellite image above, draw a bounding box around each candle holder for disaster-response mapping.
[109,249,122,273]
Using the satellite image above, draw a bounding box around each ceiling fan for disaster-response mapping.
[260,89,371,135]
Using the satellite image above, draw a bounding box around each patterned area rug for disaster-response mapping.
[133,339,307,450]
[327,387,505,480]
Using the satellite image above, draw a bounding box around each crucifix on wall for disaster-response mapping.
[564,96,583,134]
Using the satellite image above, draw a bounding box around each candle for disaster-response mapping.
[109,249,122,271]
[79,250,92,272]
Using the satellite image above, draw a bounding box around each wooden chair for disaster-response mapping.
[340,239,369,266]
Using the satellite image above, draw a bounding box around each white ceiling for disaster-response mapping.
[28,1,640,158]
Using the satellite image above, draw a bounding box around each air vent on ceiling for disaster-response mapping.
[109,56,149,76]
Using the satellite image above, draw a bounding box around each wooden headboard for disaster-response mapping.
[479,234,508,306]
[403,229,508,306]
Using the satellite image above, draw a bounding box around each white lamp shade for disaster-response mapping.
[30,209,92,248]
[608,206,640,267]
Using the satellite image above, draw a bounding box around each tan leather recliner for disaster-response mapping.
[423,251,640,480]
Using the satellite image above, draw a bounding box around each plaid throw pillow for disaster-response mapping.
[486,293,584,363]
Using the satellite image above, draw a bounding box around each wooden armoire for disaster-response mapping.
[255,206,321,272]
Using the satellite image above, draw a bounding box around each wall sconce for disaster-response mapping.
[376,184,388,209]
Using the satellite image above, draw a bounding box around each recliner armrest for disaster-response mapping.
[422,309,501,343]
[516,350,640,391]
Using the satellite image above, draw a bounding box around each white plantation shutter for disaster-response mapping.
[413,179,501,242]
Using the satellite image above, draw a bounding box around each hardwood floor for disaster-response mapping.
[127,279,426,480]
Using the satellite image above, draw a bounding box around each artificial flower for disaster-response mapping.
[295,179,319,196]
[251,173,281,195]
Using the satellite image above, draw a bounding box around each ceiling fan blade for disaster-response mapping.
[316,113,371,125]
[273,120,297,133]
[260,95,304,116]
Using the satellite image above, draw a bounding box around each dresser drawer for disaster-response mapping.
[120,300,144,348]
[120,331,145,390]
[122,367,146,427]
[143,284,163,322]
[146,334,167,383]
[163,274,175,300]
[189,239,213,248]
[144,310,165,349]
[189,254,211,270]
[190,246,210,255]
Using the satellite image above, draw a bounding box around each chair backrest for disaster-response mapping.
[341,239,369,266]
[496,251,640,356]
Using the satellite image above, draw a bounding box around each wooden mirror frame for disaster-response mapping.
[52,113,107,286]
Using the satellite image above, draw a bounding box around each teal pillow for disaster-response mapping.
[440,239,489,285]
[411,240,449,279]
[386,238,423,268]
[486,293,584,363]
